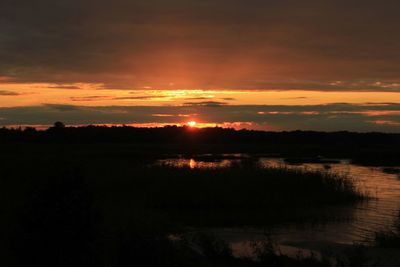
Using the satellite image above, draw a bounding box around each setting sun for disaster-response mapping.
[187,121,197,127]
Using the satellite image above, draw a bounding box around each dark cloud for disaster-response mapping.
[184,97,213,101]
[281,96,308,100]
[1,103,399,132]
[47,84,82,89]
[1,0,400,90]
[44,104,83,112]
[181,96,236,101]
[113,96,168,100]
[70,96,111,101]
[183,101,228,107]
[0,90,20,96]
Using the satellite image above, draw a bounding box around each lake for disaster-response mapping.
[157,156,400,256]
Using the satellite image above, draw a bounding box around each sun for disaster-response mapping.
[187,121,197,127]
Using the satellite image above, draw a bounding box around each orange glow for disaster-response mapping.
[189,159,197,169]
[1,82,400,107]
[187,121,197,127]
[369,120,400,126]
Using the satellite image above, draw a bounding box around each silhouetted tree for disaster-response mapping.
[53,121,65,128]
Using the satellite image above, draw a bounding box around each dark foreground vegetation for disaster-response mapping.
[3,124,399,266]
[92,164,366,226]
[0,150,367,266]
[1,124,400,165]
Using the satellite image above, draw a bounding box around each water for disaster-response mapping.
[157,156,400,251]
[261,159,400,243]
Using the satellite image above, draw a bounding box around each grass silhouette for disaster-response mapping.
[0,152,368,266]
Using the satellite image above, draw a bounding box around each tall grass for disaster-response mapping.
[0,159,367,266]
[87,163,367,226]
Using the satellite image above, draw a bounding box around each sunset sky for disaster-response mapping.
[1,0,400,131]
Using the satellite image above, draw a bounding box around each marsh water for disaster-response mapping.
[157,156,400,255]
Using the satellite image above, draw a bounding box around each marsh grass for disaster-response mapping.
[0,158,367,266]
[96,164,366,226]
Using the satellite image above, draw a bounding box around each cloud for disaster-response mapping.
[152,114,174,117]
[44,104,82,112]
[1,0,400,90]
[0,90,20,96]
[184,97,213,101]
[47,84,82,89]
[183,101,228,107]
[0,90,33,96]
[70,96,111,101]
[281,96,308,100]
[1,103,399,132]
[113,95,168,100]
[369,120,400,126]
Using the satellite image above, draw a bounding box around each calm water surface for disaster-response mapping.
[157,156,400,253]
